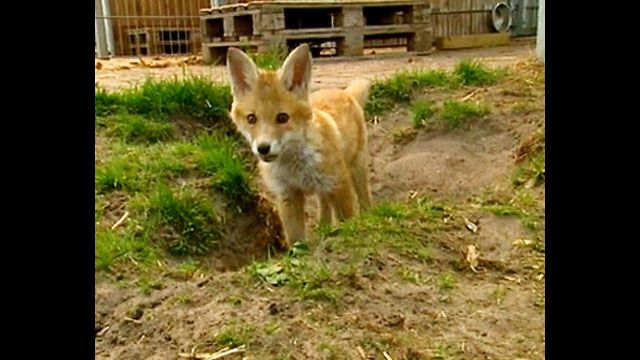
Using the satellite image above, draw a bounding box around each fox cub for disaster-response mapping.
[226,44,372,247]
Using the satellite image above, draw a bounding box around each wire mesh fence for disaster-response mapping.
[95,0,213,58]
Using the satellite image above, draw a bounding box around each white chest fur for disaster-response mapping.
[261,144,336,196]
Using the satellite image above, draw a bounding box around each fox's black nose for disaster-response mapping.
[257,143,271,155]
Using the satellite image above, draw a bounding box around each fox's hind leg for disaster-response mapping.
[350,154,372,212]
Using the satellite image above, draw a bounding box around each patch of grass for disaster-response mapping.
[95,77,258,275]
[415,197,447,218]
[250,200,451,306]
[369,202,410,219]
[95,141,195,193]
[95,158,141,192]
[333,200,445,253]
[196,134,255,206]
[366,73,413,114]
[95,228,158,272]
[514,131,545,187]
[532,238,545,253]
[433,341,459,360]
[514,188,537,208]
[335,205,409,241]
[440,100,489,128]
[137,143,194,178]
[366,70,453,115]
[326,200,450,269]
[438,272,457,291]
[398,268,424,285]
[227,296,243,306]
[413,69,453,88]
[314,223,336,239]
[95,84,122,116]
[317,342,340,357]
[247,44,288,70]
[95,137,253,263]
[365,60,505,116]
[484,202,541,231]
[96,134,253,203]
[362,337,387,353]
[453,59,499,86]
[145,185,222,256]
[390,126,417,144]
[484,203,520,217]
[174,294,193,305]
[480,188,543,232]
[412,247,434,263]
[265,321,281,336]
[248,242,342,303]
[511,101,541,114]
[411,100,436,128]
[491,285,508,305]
[101,114,175,144]
[126,306,145,320]
[137,277,164,295]
[95,76,232,124]
[215,324,255,348]
[174,258,200,279]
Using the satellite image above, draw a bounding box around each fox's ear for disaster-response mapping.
[279,44,312,99]
[227,47,259,98]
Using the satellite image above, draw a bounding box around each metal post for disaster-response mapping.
[95,0,109,59]
[102,0,116,56]
[536,0,544,63]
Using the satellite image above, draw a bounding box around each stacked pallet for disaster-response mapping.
[199,0,433,64]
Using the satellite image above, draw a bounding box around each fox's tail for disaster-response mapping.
[345,79,371,110]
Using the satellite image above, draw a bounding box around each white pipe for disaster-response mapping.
[101,0,116,56]
[95,0,109,59]
[536,0,544,63]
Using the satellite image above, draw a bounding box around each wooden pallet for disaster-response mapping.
[199,0,432,64]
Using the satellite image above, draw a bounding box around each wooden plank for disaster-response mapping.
[363,24,416,35]
[274,31,347,40]
[313,50,422,63]
[434,33,510,49]
[206,0,424,11]
[201,10,260,20]
[249,0,422,6]
[278,27,345,35]
[203,40,263,47]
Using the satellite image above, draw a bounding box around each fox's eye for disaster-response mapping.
[276,113,289,124]
[247,114,257,124]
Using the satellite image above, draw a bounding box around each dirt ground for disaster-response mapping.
[95,39,544,360]
[95,38,536,92]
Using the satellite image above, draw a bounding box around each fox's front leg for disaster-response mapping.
[276,189,306,245]
[318,194,334,226]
